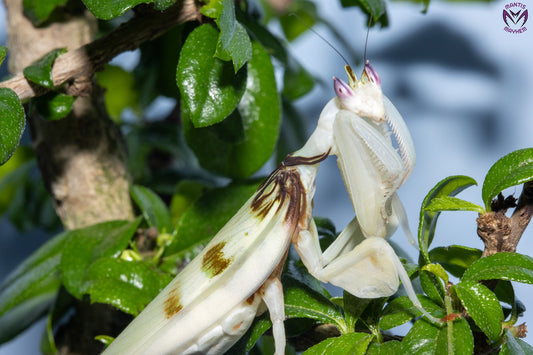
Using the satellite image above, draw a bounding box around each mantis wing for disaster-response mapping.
[104,162,319,354]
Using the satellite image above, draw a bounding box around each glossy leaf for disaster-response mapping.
[461,252,533,284]
[283,275,346,332]
[500,329,533,355]
[419,270,445,306]
[215,22,252,72]
[31,92,75,121]
[482,148,533,210]
[404,317,475,355]
[60,219,141,299]
[23,0,68,25]
[424,196,484,214]
[0,88,25,165]
[429,245,482,278]
[84,257,172,316]
[418,175,477,263]
[367,340,401,355]
[81,0,174,20]
[0,231,69,344]
[380,295,443,330]
[209,0,252,72]
[165,181,260,256]
[454,281,503,341]
[23,48,66,88]
[177,24,246,128]
[302,332,373,355]
[131,185,173,233]
[183,41,281,178]
[342,291,372,331]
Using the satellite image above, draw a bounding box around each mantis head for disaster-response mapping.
[333,61,385,121]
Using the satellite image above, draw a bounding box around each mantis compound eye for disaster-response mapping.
[333,77,354,100]
[362,61,381,86]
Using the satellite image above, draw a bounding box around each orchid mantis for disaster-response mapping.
[295,62,438,323]
[102,62,437,355]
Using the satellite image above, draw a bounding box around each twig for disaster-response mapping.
[477,181,533,257]
[0,0,200,101]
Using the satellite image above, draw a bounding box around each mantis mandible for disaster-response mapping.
[102,62,437,355]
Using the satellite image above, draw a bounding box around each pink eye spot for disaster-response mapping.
[333,77,353,99]
[364,61,381,85]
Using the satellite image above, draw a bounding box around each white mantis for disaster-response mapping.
[102,61,438,355]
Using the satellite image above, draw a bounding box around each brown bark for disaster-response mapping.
[477,182,533,257]
[4,0,135,229]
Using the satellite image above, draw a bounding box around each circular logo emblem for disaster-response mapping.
[503,2,528,34]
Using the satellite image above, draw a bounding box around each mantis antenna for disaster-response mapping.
[288,13,351,68]
[363,15,373,64]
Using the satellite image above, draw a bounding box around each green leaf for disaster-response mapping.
[279,1,318,42]
[283,275,346,332]
[340,0,388,26]
[211,0,252,72]
[429,246,482,278]
[84,257,172,316]
[0,231,69,344]
[283,58,315,100]
[31,91,76,121]
[0,147,33,219]
[380,295,443,330]
[183,41,281,178]
[367,340,401,355]
[60,219,141,299]
[177,24,246,128]
[0,88,25,165]
[131,185,172,233]
[216,22,252,72]
[482,148,533,210]
[500,329,533,355]
[226,313,272,353]
[424,196,484,213]
[81,0,174,20]
[461,252,533,284]
[165,181,260,256]
[418,175,477,263]
[97,64,140,121]
[419,270,445,306]
[23,0,69,25]
[342,291,372,331]
[169,180,205,226]
[302,332,373,355]
[0,46,7,66]
[454,281,503,341]
[421,263,449,284]
[402,319,438,353]
[23,48,66,88]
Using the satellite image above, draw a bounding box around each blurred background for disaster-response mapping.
[1,0,532,353]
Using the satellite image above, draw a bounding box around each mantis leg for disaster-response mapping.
[261,277,286,355]
[295,224,439,323]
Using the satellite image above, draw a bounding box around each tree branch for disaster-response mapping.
[477,182,533,257]
[0,0,201,101]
